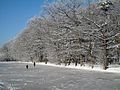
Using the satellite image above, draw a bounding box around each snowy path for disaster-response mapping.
[0,62,120,90]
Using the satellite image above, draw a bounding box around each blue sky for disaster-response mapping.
[0,0,53,47]
[0,0,98,47]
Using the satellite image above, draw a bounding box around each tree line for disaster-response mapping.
[0,0,120,70]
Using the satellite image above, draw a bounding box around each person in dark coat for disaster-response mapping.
[26,65,28,69]
[33,62,36,67]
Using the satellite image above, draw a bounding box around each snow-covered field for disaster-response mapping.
[2,61,120,73]
[36,62,120,73]
[0,62,120,90]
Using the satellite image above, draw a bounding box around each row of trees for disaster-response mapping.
[0,0,120,69]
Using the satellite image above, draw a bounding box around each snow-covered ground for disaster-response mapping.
[37,62,120,73]
[4,61,120,73]
[0,62,120,90]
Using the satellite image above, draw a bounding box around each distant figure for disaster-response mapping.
[33,62,36,67]
[26,65,28,69]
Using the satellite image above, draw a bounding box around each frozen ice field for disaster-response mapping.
[0,62,120,90]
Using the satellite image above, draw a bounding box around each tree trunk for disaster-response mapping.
[103,45,108,70]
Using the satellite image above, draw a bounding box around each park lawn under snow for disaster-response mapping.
[4,61,120,73]
[0,62,120,90]
[37,62,120,73]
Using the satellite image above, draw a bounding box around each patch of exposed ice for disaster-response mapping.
[50,86,62,90]
[11,79,23,82]
[26,80,33,83]
[24,83,27,86]
[7,84,14,90]
[7,84,22,90]
[0,81,4,88]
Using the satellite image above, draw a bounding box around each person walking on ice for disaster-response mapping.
[26,65,28,69]
[33,62,36,67]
